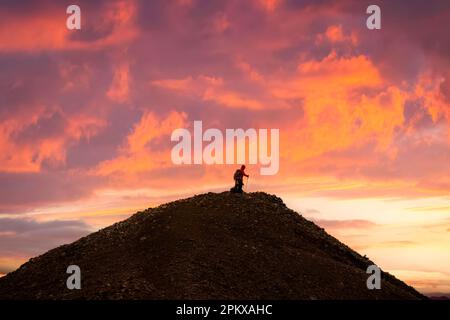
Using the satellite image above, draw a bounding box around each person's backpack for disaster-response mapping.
[233,169,242,181]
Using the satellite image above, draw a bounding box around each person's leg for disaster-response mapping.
[231,180,238,192]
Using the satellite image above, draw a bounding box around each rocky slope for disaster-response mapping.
[0,192,426,299]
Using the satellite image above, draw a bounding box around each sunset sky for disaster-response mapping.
[0,0,449,295]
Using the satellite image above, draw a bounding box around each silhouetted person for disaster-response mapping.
[231,165,249,193]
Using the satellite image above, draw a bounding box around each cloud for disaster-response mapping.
[95,110,187,176]
[304,209,321,215]
[390,269,450,294]
[379,241,417,247]
[0,0,138,52]
[0,0,448,203]
[258,0,281,12]
[0,109,106,173]
[0,171,104,213]
[0,217,92,273]
[151,75,274,110]
[107,62,131,103]
[312,219,378,230]
[315,24,357,46]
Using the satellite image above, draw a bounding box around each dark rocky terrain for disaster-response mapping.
[0,192,426,299]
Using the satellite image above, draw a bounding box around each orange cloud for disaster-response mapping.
[95,111,187,176]
[270,52,405,161]
[147,49,448,197]
[0,109,106,173]
[0,0,138,52]
[414,74,450,135]
[0,9,67,52]
[258,0,281,12]
[315,25,358,45]
[236,59,264,82]
[107,62,130,103]
[152,73,291,110]
[213,13,231,33]
[151,77,197,91]
[202,88,265,110]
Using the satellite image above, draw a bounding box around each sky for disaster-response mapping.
[0,0,449,295]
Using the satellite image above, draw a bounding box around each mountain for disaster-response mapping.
[0,192,426,299]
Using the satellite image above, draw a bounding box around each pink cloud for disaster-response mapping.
[313,219,378,230]
[107,62,131,103]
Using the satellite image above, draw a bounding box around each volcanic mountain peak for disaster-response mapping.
[0,192,426,299]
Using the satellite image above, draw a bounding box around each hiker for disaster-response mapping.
[230,165,249,193]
